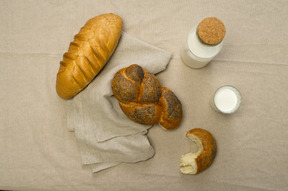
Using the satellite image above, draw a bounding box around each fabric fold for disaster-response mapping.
[66,32,172,172]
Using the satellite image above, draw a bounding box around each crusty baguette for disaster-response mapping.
[180,128,217,174]
[56,13,123,99]
[111,64,183,130]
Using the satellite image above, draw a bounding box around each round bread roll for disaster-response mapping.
[180,128,217,174]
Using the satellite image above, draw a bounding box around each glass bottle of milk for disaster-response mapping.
[181,17,226,69]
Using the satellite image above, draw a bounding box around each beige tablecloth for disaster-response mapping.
[1,0,288,190]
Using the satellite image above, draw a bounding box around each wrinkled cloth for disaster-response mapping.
[2,1,288,190]
[66,32,172,172]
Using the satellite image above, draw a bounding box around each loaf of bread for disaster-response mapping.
[111,64,183,130]
[180,128,217,174]
[56,13,123,99]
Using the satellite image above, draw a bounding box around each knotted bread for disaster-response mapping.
[111,64,183,130]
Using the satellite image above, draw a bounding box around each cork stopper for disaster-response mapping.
[197,17,226,45]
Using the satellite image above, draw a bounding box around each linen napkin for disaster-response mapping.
[65,32,172,172]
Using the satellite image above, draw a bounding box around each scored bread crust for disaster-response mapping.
[56,13,123,99]
[180,128,217,174]
[111,64,183,130]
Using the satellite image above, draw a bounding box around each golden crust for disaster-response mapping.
[111,64,183,130]
[187,128,217,174]
[119,102,162,125]
[111,68,139,103]
[56,13,123,99]
[159,87,183,130]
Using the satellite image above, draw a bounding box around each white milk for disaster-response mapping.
[181,26,224,69]
[211,86,241,114]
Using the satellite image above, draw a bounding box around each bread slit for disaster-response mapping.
[71,72,82,88]
[84,55,97,74]
[60,61,68,67]
[91,46,105,69]
[74,59,89,82]
[74,33,88,41]
[95,36,110,58]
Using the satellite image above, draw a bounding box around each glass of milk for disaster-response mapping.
[210,86,241,114]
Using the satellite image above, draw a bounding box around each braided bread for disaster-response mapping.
[56,13,123,99]
[111,64,183,130]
